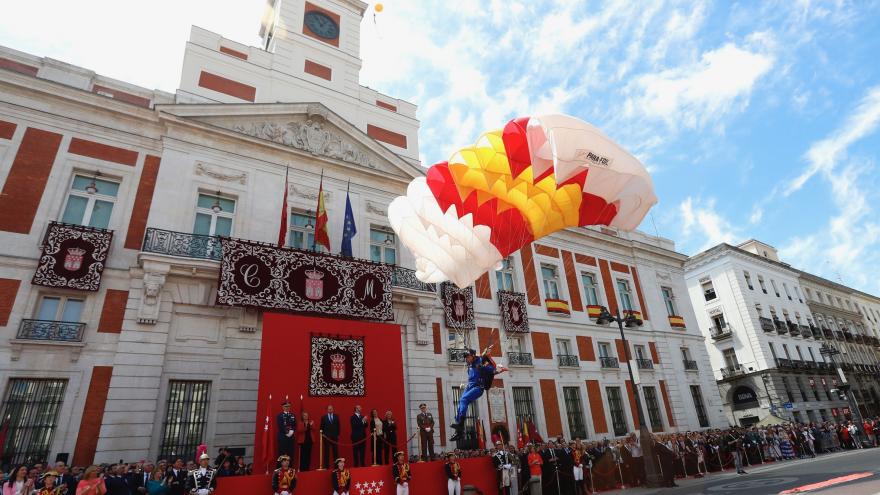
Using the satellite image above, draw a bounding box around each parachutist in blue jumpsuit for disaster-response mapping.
[450,349,497,441]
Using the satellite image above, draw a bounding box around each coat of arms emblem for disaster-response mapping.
[305,269,324,300]
[453,296,465,318]
[63,247,86,272]
[330,352,347,381]
[510,302,521,323]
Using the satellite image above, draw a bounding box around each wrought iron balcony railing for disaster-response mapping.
[599,356,619,368]
[391,266,436,292]
[557,354,579,368]
[447,348,469,363]
[142,227,222,260]
[683,359,698,370]
[636,358,654,370]
[776,358,793,369]
[822,327,834,339]
[759,317,775,332]
[710,325,733,340]
[508,352,533,366]
[800,325,812,338]
[787,322,800,336]
[774,319,788,333]
[720,364,744,378]
[17,319,85,342]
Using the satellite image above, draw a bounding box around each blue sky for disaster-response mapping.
[2,0,880,293]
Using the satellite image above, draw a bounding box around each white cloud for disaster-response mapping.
[786,85,880,194]
[679,197,740,252]
[625,42,775,130]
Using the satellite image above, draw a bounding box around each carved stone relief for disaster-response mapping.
[194,162,248,185]
[138,271,167,324]
[232,119,380,170]
[415,302,434,345]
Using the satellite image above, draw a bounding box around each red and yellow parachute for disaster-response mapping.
[388,114,657,288]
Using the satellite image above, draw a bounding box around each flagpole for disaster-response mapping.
[313,170,323,252]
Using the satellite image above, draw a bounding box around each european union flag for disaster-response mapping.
[341,187,357,257]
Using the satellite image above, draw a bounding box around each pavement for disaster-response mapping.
[597,448,880,495]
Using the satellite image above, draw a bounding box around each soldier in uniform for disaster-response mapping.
[392,452,411,495]
[572,440,586,495]
[185,453,216,495]
[277,400,297,462]
[416,403,436,460]
[272,455,297,495]
[331,458,351,495]
[444,452,462,495]
[492,441,515,495]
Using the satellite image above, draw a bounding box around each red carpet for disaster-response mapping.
[215,457,497,494]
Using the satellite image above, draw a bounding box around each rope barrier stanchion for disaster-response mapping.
[318,429,325,471]
[372,431,378,466]
[656,455,663,478]
[617,461,625,490]
[715,449,722,472]
[417,428,424,463]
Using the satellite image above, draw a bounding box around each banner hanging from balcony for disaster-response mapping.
[309,334,366,396]
[441,282,474,330]
[32,222,114,292]
[217,237,392,320]
[498,291,529,333]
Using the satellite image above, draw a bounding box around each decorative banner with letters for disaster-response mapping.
[498,291,530,333]
[32,222,114,292]
[217,237,392,320]
[309,335,365,396]
[441,282,474,330]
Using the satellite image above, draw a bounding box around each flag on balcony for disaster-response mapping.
[313,172,330,251]
[341,181,356,257]
[516,418,524,448]
[277,167,289,247]
[0,414,9,460]
[521,418,530,445]
[526,418,543,443]
[476,420,486,449]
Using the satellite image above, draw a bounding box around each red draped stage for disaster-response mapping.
[254,313,408,474]
[215,457,498,495]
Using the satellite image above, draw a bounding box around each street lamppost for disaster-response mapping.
[819,342,867,441]
[596,306,663,488]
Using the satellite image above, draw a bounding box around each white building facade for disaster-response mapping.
[0,0,724,468]
[684,240,880,426]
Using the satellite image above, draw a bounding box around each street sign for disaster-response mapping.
[783,402,793,409]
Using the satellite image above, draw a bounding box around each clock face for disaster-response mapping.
[304,11,340,40]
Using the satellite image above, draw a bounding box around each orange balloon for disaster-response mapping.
[375,3,384,12]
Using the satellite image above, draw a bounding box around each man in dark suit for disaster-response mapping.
[131,462,155,494]
[104,464,133,495]
[321,404,341,470]
[54,462,78,495]
[277,400,297,462]
[350,405,368,467]
[166,458,188,495]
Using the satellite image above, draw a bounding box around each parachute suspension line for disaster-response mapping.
[650,211,660,239]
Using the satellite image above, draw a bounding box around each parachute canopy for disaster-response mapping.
[388,114,657,288]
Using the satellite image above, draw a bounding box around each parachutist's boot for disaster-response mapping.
[449,422,463,441]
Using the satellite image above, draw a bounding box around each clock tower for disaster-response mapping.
[259,0,366,96]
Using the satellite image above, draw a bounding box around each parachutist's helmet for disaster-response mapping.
[466,349,477,356]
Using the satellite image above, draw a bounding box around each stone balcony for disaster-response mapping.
[557,354,579,368]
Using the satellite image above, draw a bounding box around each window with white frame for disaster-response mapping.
[448,329,467,349]
[771,279,780,297]
[598,342,611,358]
[369,227,397,264]
[35,295,84,322]
[61,174,119,229]
[661,287,677,316]
[634,344,647,361]
[701,280,717,301]
[680,347,692,361]
[722,348,739,368]
[193,192,235,236]
[758,275,767,294]
[580,271,600,306]
[617,279,634,310]
[541,264,561,299]
[288,211,318,251]
[507,335,523,353]
[794,286,802,302]
[557,339,573,356]
[744,271,753,290]
[495,256,516,292]
[783,283,792,300]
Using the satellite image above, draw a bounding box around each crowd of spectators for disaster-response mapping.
[1,418,877,494]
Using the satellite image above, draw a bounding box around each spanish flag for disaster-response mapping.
[477,420,486,449]
[313,172,330,251]
[516,418,524,448]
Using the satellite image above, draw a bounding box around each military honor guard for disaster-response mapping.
[416,403,436,460]
[331,458,351,495]
[392,452,411,495]
[277,400,297,461]
[272,455,297,495]
[444,452,462,495]
[492,441,516,495]
[572,442,586,495]
[186,453,217,495]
